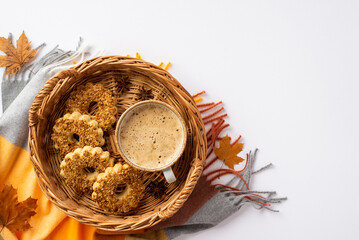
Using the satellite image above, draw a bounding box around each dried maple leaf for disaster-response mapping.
[0,185,37,233]
[0,31,38,76]
[213,135,244,169]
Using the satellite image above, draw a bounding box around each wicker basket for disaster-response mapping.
[28,56,207,231]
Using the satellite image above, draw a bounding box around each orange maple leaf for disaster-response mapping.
[0,185,37,233]
[213,135,244,169]
[0,31,38,76]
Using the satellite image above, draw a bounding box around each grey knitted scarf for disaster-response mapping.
[0,37,286,240]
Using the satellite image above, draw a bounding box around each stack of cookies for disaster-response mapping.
[51,82,145,214]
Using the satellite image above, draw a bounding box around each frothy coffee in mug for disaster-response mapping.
[118,102,186,170]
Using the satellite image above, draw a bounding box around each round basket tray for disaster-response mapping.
[28,56,207,231]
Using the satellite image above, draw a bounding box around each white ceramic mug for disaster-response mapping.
[115,100,187,183]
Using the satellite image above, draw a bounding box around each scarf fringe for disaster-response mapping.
[193,92,287,212]
[2,36,89,83]
[1,37,96,116]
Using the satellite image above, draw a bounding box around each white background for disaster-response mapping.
[1,1,359,239]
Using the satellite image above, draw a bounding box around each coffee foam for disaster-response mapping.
[119,103,185,170]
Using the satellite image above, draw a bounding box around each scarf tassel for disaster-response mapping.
[193,92,287,212]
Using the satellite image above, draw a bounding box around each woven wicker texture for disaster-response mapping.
[28,56,207,231]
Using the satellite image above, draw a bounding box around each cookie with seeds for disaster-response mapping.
[92,163,145,213]
[60,146,114,194]
[65,83,117,131]
[51,111,105,156]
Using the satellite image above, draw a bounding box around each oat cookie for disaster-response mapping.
[60,146,114,194]
[51,111,105,156]
[92,163,145,213]
[65,83,117,131]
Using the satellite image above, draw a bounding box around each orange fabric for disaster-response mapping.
[94,232,126,240]
[0,136,98,240]
[0,226,18,240]
[47,218,96,240]
[0,136,168,240]
[96,229,148,235]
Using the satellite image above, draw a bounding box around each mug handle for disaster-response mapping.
[163,167,176,183]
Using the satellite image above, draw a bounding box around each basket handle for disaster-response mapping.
[29,69,79,127]
[157,158,203,219]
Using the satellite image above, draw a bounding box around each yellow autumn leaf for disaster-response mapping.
[213,135,244,169]
[0,31,38,75]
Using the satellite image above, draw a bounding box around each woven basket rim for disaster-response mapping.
[28,55,207,231]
